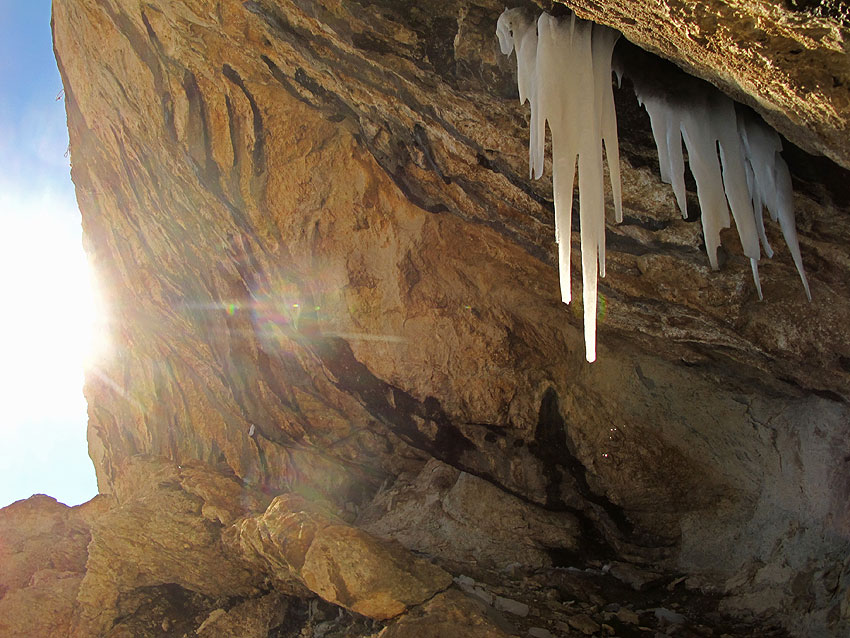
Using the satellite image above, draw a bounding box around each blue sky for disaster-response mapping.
[0,0,98,508]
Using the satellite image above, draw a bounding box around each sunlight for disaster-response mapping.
[0,0,101,508]
[0,188,108,427]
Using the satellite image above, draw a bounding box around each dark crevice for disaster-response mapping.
[309,332,660,559]
[351,31,397,56]
[222,64,266,175]
[261,55,359,125]
[138,10,177,142]
[476,152,556,214]
[530,388,634,538]
[140,10,164,51]
[424,16,458,79]
[224,93,240,170]
[182,69,220,186]
[310,333,475,468]
[96,0,176,141]
[413,123,451,184]
[606,230,703,260]
[293,66,331,102]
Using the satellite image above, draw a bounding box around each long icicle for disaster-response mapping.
[498,9,621,363]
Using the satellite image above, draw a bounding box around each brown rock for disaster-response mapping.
[616,608,641,624]
[230,493,452,619]
[359,459,579,569]
[607,561,664,591]
[0,495,90,591]
[568,612,602,635]
[195,593,289,637]
[0,495,93,638]
[303,523,451,619]
[72,457,263,637]
[0,570,83,638]
[377,589,514,638]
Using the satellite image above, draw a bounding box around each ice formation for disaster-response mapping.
[632,84,811,301]
[497,8,621,362]
[497,9,812,363]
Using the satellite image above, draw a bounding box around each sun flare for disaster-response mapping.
[0,194,108,425]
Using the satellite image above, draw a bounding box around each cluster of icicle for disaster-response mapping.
[631,74,811,303]
[496,8,810,363]
[497,8,622,362]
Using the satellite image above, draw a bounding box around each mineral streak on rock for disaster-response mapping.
[1,0,846,636]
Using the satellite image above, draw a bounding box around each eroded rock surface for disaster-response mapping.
[358,458,581,569]
[229,491,453,619]
[0,495,97,638]
[10,0,849,635]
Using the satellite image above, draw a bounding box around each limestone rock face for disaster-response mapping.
[358,458,581,569]
[70,457,266,637]
[0,496,93,638]
[22,0,850,635]
[229,492,453,619]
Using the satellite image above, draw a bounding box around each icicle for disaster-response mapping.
[535,13,580,309]
[677,95,731,270]
[499,10,621,362]
[629,58,810,301]
[712,95,760,264]
[641,96,688,218]
[773,159,812,300]
[496,9,539,178]
[738,111,811,300]
[594,23,623,227]
[751,259,764,301]
[497,11,813,364]
[744,156,774,257]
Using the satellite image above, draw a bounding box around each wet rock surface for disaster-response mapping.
[4,0,847,635]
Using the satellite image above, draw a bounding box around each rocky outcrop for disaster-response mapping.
[4,0,847,635]
[358,458,581,569]
[1,457,506,637]
[229,491,453,618]
[0,496,95,638]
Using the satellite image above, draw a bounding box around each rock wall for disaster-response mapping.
[2,0,849,636]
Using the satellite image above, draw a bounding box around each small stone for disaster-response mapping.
[567,613,601,635]
[603,602,620,612]
[494,595,530,617]
[666,576,687,591]
[616,608,640,624]
[196,608,226,633]
[528,628,555,638]
[653,608,685,624]
[545,600,564,612]
[161,618,171,631]
[601,623,615,635]
[608,561,662,591]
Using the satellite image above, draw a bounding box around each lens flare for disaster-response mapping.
[0,194,109,425]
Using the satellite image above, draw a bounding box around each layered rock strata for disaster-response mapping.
[3,0,847,635]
